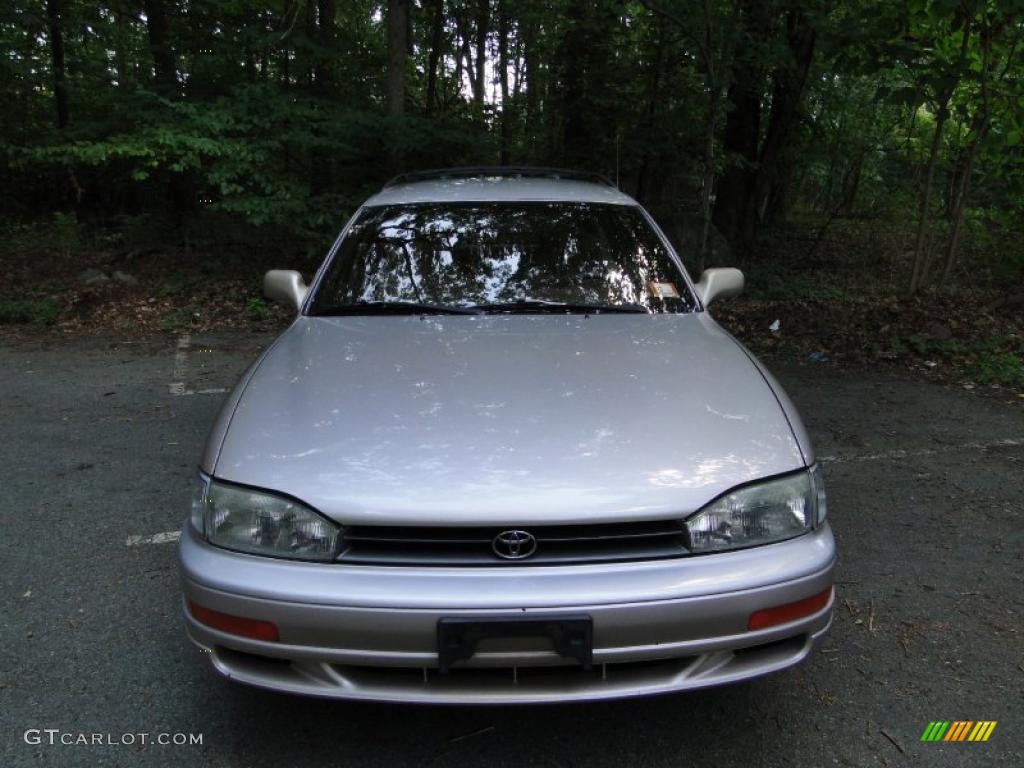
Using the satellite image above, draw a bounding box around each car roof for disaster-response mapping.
[364,168,637,207]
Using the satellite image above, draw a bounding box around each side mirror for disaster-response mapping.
[695,268,744,306]
[263,270,308,312]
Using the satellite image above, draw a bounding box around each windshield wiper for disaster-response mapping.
[313,301,481,316]
[469,299,649,315]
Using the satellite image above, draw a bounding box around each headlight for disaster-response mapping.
[190,472,210,534]
[201,479,341,561]
[685,467,824,553]
[810,462,827,522]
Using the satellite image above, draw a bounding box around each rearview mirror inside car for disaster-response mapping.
[264,270,308,312]
[695,268,744,306]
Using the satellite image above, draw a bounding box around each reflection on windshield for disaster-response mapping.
[311,202,696,313]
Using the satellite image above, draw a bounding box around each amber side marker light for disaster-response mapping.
[188,600,280,642]
[747,587,833,631]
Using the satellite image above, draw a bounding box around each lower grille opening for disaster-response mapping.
[216,646,291,670]
[437,655,697,679]
[733,635,805,657]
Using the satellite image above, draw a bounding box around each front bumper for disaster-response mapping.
[179,522,836,703]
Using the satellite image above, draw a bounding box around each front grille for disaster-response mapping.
[337,520,690,566]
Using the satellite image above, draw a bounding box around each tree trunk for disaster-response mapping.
[695,0,730,272]
[940,24,993,290]
[474,0,489,105]
[711,77,760,247]
[754,9,816,230]
[45,0,68,128]
[425,0,445,113]
[114,8,131,87]
[908,111,947,294]
[909,21,970,294]
[557,2,588,165]
[454,8,479,101]
[310,0,337,196]
[698,85,721,273]
[498,1,511,163]
[453,42,465,102]
[386,0,408,115]
[635,25,665,205]
[304,0,316,86]
[942,122,966,220]
[840,151,864,215]
[522,13,539,155]
[511,31,523,99]
[711,0,766,250]
[316,0,337,92]
[142,0,177,93]
[246,47,257,83]
[937,133,982,287]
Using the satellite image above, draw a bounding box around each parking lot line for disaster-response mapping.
[127,531,182,546]
[168,333,229,396]
[168,334,191,396]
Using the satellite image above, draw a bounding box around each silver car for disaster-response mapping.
[179,167,835,703]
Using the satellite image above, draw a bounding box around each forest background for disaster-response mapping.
[2,0,1023,390]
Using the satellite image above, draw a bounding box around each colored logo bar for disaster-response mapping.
[921,721,997,742]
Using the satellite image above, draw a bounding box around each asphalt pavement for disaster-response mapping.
[1,330,1022,767]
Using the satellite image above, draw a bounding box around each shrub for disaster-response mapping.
[0,298,60,325]
[246,296,268,321]
[970,352,1024,387]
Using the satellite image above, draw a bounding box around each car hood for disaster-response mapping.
[211,314,806,525]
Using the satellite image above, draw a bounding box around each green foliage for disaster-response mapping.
[1,213,85,255]
[970,352,1024,387]
[0,298,60,325]
[0,0,1022,287]
[159,305,200,331]
[885,331,1024,388]
[887,334,965,359]
[743,264,853,303]
[246,296,267,320]
[5,83,496,251]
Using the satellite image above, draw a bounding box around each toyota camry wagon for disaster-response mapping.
[179,167,835,703]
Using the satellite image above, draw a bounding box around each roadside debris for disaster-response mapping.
[880,728,906,754]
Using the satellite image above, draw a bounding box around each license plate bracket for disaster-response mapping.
[436,615,593,674]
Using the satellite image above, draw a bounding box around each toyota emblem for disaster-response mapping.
[492,530,537,560]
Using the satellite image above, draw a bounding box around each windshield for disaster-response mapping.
[309,202,696,314]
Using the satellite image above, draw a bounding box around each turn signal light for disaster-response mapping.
[188,600,280,642]
[747,587,833,631]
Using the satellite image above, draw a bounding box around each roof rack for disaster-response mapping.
[383,166,617,189]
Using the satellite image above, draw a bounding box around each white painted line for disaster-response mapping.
[169,333,191,396]
[819,437,1024,464]
[168,334,228,396]
[126,531,181,546]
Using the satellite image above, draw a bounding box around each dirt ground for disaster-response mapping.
[1,330,1022,767]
